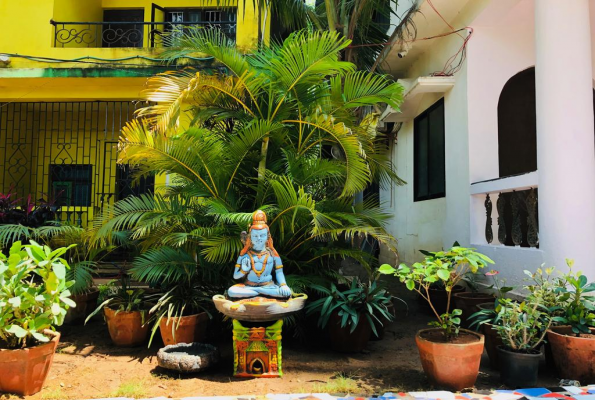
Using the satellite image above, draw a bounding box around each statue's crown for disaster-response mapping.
[250,210,268,230]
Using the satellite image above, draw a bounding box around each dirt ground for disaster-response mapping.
[17,282,561,400]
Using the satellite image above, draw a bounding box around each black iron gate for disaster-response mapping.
[0,101,152,227]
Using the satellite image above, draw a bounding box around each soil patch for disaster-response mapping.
[419,330,480,344]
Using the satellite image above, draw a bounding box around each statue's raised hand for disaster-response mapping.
[241,257,251,272]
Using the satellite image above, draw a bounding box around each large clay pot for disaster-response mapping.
[0,330,60,396]
[454,292,495,327]
[159,312,209,345]
[415,328,484,391]
[498,346,541,388]
[418,285,466,316]
[104,307,149,347]
[328,311,372,353]
[483,323,504,369]
[547,326,595,382]
[64,288,100,324]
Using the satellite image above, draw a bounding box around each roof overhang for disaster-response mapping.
[380,76,455,122]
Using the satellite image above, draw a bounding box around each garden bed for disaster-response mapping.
[21,286,559,400]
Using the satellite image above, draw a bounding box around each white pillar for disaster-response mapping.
[535,0,595,277]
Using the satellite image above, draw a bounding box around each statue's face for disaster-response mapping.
[250,228,268,252]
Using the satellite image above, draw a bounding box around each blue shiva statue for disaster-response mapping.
[228,210,292,300]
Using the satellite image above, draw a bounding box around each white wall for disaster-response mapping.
[381,3,477,264]
[383,0,595,284]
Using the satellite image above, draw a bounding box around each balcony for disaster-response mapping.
[470,171,539,248]
[50,20,237,48]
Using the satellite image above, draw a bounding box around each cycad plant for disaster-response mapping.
[94,29,403,291]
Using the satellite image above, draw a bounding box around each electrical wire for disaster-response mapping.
[0,53,214,69]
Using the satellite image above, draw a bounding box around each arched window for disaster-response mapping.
[497,67,537,177]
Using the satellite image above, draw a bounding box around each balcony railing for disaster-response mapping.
[470,172,539,248]
[50,20,237,48]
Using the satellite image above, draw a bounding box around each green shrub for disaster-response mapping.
[0,241,75,349]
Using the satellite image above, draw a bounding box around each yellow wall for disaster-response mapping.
[0,0,266,226]
[0,0,264,70]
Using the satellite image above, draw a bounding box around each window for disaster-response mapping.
[414,99,445,201]
[50,165,92,207]
[116,164,155,201]
[165,8,236,43]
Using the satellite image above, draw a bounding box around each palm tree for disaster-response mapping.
[94,29,403,290]
[209,0,418,71]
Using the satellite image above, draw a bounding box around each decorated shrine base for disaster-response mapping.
[232,319,283,378]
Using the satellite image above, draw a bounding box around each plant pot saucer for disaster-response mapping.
[212,294,307,322]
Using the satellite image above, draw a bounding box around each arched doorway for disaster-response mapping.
[497,67,537,177]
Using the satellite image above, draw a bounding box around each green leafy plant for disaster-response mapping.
[145,280,213,346]
[85,275,146,324]
[0,241,75,349]
[494,298,552,353]
[0,223,120,295]
[380,246,494,339]
[305,277,394,337]
[552,259,595,336]
[485,269,514,298]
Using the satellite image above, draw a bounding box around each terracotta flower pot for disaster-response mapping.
[64,287,99,324]
[483,323,504,370]
[0,330,60,396]
[547,326,595,382]
[104,307,149,347]
[328,311,372,353]
[159,312,209,345]
[415,328,484,391]
[454,292,495,327]
[418,285,466,315]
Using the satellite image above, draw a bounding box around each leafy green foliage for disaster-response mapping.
[85,276,147,324]
[0,241,75,349]
[552,259,595,336]
[145,281,213,346]
[380,246,494,339]
[494,298,552,353]
[305,277,394,337]
[0,223,118,295]
[94,30,404,288]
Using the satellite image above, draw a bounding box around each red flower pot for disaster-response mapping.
[415,328,484,391]
[0,330,60,396]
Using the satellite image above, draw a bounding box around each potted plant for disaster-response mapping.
[146,280,212,346]
[469,270,514,369]
[454,271,496,327]
[380,246,493,390]
[0,241,75,396]
[547,259,595,382]
[494,298,552,387]
[306,277,394,352]
[0,223,119,324]
[86,275,149,346]
[523,266,565,369]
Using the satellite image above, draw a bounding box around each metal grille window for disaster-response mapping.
[50,164,92,207]
[414,98,446,202]
[0,101,152,226]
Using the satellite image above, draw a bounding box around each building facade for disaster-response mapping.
[0,0,266,226]
[380,0,595,284]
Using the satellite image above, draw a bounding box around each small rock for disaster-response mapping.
[60,383,65,387]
